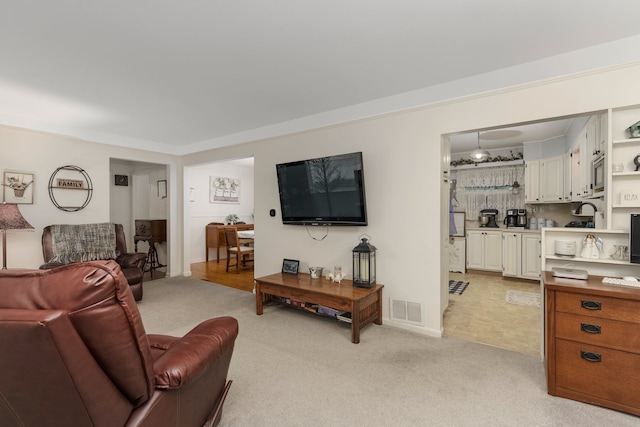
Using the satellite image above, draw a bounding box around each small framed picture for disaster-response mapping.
[114,174,129,186]
[282,259,300,274]
[157,180,167,198]
[3,171,34,204]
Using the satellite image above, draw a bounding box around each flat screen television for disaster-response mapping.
[276,152,368,226]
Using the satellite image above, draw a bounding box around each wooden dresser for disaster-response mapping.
[544,272,640,416]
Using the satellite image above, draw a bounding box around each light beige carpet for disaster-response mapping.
[137,276,637,427]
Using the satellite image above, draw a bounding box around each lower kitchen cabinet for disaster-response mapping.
[466,230,502,271]
[503,232,541,280]
[448,237,466,273]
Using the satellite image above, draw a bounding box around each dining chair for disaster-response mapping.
[223,227,254,273]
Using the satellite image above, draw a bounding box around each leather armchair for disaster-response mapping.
[0,261,238,427]
[41,223,147,300]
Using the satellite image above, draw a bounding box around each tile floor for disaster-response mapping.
[444,271,541,356]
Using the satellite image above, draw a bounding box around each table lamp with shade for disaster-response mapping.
[0,203,35,269]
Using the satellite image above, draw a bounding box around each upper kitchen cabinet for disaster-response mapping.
[541,156,565,202]
[525,155,566,203]
[524,160,540,202]
[567,113,606,201]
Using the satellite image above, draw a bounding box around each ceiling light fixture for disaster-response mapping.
[469,132,490,162]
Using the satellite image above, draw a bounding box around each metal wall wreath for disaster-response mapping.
[48,165,94,212]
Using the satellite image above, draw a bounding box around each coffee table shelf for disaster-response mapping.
[254,272,383,343]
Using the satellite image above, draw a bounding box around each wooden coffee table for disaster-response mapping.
[255,272,383,343]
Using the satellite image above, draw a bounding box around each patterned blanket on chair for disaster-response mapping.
[49,223,117,264]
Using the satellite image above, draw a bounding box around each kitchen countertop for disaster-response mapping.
[466,225,541,233]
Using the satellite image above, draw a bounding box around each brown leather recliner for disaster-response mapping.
[41,223,147,300]
[0,260,238,427]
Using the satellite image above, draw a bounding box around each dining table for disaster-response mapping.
[237,229,255,239]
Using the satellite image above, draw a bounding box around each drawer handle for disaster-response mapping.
[580,323,601,334]
[580,350,602,363]
[580,299,601,310]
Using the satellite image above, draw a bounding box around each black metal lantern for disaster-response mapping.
[352,236,376,288]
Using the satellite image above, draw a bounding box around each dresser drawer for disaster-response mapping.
[555,291,640,323]
[556,312,640,353]
[555,339,640,409]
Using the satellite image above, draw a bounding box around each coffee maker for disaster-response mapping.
[517,209,528,227]
[504,209,518,228]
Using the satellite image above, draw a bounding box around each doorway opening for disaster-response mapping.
[442,111,601,356]
[184,156,254,292]
[110,158,169,281]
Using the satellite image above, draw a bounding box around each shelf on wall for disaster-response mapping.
[612,204,640,209]
[544,254,633,265]
[544,228,628,234]
[450,159,523,170]
[612,172,640,177]
[612,138,640,145]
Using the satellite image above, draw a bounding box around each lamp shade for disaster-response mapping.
[469,148,490,162]
[0,203,34,232]
[0,203,35,269]
[469,132,490,162]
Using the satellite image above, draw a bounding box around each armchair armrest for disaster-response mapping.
[116,252,147,270]
[150,317,238,389]
[39,262,65,270]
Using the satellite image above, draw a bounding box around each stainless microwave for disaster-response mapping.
[592,154,605,193]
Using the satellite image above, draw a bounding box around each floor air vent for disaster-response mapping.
[390,298,423,325]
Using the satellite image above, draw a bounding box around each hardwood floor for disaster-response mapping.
[190,260,254,292]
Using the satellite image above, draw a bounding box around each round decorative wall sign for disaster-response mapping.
[48,165,93,212]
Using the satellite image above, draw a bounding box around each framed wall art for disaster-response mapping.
[114,174,129,186]
[210,176,240,204]
[282,259,300,275]
[3,171,34,204]
[157,180,167,198]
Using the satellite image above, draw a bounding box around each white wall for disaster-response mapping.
[5,62,640,339]
[187,160,254,263]
[181,62,640,338]
[0,126,179,272]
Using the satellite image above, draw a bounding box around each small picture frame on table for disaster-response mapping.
[282,259,300,274]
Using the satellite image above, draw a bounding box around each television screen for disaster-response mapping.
[276,152,368,226]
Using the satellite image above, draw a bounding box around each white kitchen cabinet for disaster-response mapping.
[521,234,541,279]
[448,237,466,273]
[579,126,593,197]
[540,155,565,202]
[525,156,565,203]
[502,232,541,280]
[502,232,520,276]
[563,152,572,201]
[467,230,502,272]
[524,160,540,202]
[570,145,583,200]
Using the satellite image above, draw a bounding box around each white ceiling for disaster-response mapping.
[2,1,640,155]
[448,117,578,154]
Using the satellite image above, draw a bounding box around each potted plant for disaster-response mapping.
[225,213,239,225]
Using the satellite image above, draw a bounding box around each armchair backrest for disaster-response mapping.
[0,261,155,425]
[42,223,129,263]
